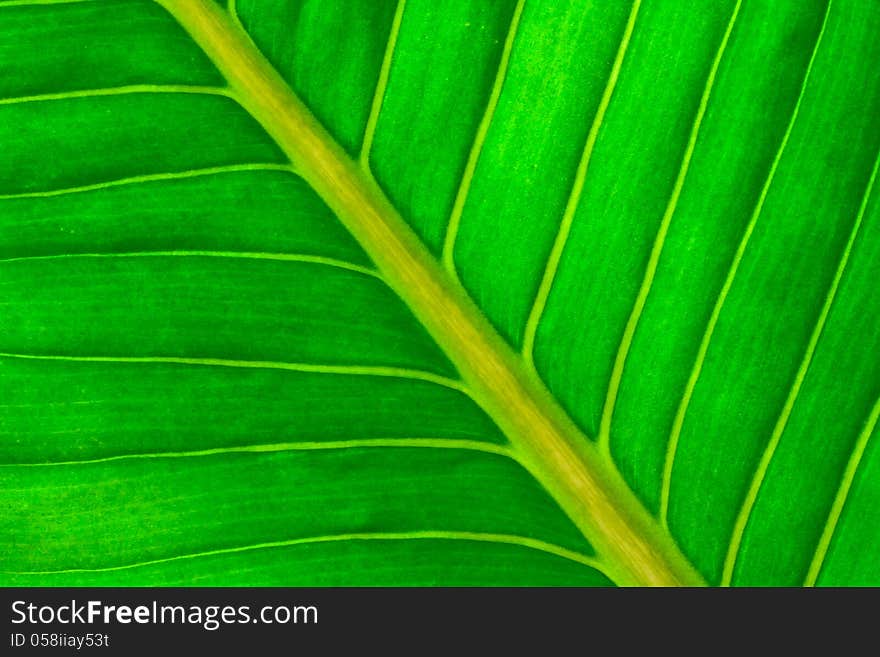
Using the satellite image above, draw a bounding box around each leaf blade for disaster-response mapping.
[5,0,878,587]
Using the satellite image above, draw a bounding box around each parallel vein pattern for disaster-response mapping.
[2,0,879,586]
[659,0,833,524]
[721,146,880,585]
[598,0,742,454]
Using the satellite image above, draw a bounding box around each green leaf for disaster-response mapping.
[1,0,878,586]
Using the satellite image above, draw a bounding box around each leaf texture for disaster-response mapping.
[1,0,878,586]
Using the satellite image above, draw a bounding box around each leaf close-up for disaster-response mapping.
[2,0,878,587]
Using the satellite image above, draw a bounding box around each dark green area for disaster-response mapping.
[0,358,506,464]
[0,169,371,265]
[0,94,286,194]
[0,0,223,98]
[0,256,455,374]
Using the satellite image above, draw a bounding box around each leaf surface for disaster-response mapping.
[1,0,878,586]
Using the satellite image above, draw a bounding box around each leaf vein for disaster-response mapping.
[2,532,604,576]
[0,164,296,201]
[0,251,380,279]
[1,439,514,467]
[0,353,467,393]
[157,0,706,586]
[359,0,406,169]
[0,84,232,107]
[804,396,880,586]
[0,0,96,9]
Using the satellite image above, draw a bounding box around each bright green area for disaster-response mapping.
[2,0,879,586]
[668,0,880,585]
[608,1,829,516]
[819,421,880,586]
[733,177,880,585]
[454,0,634,347]
[371,0,517,253]
[534,0,735,438]
[0,449,593,576]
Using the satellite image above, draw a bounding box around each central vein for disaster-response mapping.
[157,0,705,587]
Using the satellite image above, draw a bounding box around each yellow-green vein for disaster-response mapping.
[804,396,880,586]
[0,84,231,106]
[0,163,295,201]
[0,251,380,279]
[0,0,95,8]
[3,531,605,576]
[359,0,406,170]
[0,352,467,394]
[3,438,514,468]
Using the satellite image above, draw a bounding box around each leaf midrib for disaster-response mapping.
[157,0,705,587]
